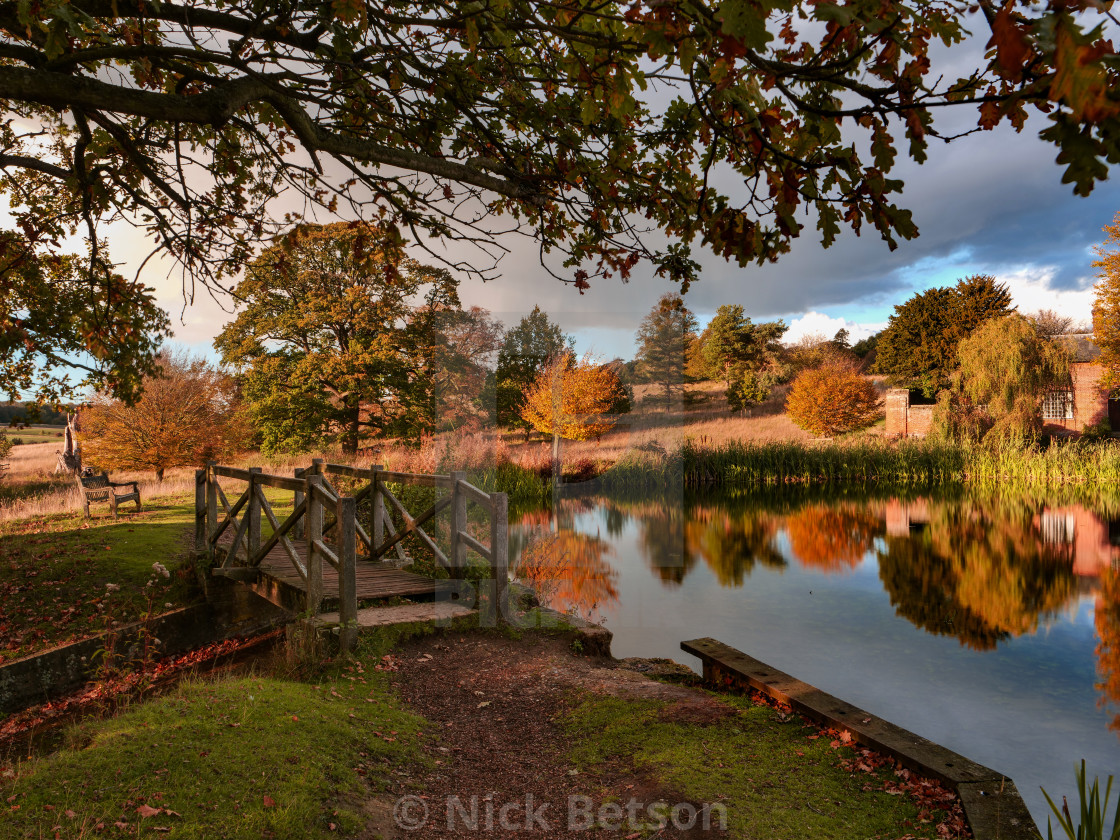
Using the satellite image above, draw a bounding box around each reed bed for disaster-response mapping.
[601,438,1120,490]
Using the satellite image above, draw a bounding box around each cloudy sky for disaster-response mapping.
[141,116,1116,365]
[97,47,1117,365]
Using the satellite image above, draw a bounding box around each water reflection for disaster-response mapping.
[513,488,1120,726]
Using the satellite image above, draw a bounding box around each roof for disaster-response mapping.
[1055,333,1101,363]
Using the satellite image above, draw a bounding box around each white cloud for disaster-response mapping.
[782,312,885,346]
[995,266,1096,330]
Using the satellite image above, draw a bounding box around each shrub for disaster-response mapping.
[785,362,881,437]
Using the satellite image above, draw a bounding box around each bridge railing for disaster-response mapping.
[195,459,510,641]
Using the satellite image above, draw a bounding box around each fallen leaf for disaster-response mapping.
[137,805,161,818]
[263,795,276,808]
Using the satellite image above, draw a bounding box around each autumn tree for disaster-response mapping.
[635,294,698,405]
[1092,213,1120,394]
[2,1,1117,398]
[490,306,572,435]
[520,352,628,478]
[933,313,1071,445]
[0,233,168,405]
[215,222,465,454]
[875,276,1014,397]
[786,361,882,437]
[83,353,245,481]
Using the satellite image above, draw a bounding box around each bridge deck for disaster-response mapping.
[218,535,446,609]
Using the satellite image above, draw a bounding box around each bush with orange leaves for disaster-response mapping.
[520,352,627,442]
[785,361,882,437]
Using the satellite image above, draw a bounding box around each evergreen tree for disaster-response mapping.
[634,294,698,405]
[875,275,1013,397]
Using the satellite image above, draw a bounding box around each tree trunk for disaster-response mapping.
[56,412,83,475]
[344,404,360,454]
[552,432,560,484]
[156,467,165,482]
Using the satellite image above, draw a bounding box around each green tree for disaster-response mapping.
[851,333,880,360]
[934,313,1071,445]
[214,222,462,454]
[491,306,573,435]
[635,294,698,405]
[0,233,168,405]
[1092,212,1120,394]
[692,305,788,411]
[1,0,1115,357]
[875,275,1014,397]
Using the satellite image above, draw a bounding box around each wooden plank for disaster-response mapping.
[376,488,450,566]
[456,479,494,510]
[311,538,340,570]
[323,463,368,479]
[379,471,454,488]
[214,465,252,480]
[458,530,491,562]
[254,492,307,580]
[255,474,306,492]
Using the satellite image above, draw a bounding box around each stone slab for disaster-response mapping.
[315,602,477,628]
[681,637,1040,840]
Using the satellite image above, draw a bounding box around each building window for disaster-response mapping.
[1042,390,1074,420]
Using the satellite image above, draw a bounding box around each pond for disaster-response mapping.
[510,486,1120,829]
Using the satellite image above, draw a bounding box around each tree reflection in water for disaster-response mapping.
[512,488,1118,720]
[878,496,1077,650]
[1096,568,1120,731]
[513,498,619,622]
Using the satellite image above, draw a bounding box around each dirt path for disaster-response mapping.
[368,631,725,839]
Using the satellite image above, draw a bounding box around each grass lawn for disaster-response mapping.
[0,497,199,664]
[3,426,66,446]
[0,660,426,839]
[565,693,958,838]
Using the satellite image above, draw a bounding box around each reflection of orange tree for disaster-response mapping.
[878,498,1077,650]
[685,505,785,587]
[786,504,881,572]
[516,531,619,621]
[1095,567,1120,732]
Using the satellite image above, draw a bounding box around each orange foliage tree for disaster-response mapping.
[785,361,882,437]
[787,504,880,572]
[83,353,246,481]
[1096,567,1120,731]
[520,352,627,475]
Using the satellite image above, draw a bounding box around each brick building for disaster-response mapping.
[885,334,1116,438]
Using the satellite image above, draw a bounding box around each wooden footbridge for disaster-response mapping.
[194,459,509,649]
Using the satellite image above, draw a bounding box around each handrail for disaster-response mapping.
[195,458,512,638]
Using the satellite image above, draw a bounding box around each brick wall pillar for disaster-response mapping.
[885,389,910,438]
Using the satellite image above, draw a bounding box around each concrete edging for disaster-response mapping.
[681,637,1038,840]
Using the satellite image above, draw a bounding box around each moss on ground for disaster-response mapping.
[1,665,425,840]
[564,692,947,839]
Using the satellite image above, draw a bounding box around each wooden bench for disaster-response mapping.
[77,472,141,518]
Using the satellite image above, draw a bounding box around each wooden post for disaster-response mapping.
[306,475,324,616]
[338,496,358,653]
[311,457,324,475]
[491,491,509,625]
[367,464,380,559]
[293,467,305,539]
[194,469,205,553]
[206,461,217,564]
[449,471,466,579]
[372,464,385,559]
[246,467,262,563]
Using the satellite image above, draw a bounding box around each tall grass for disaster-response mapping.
[601,438,1120,490]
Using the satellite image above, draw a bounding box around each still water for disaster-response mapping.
[510,487,1120,828]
